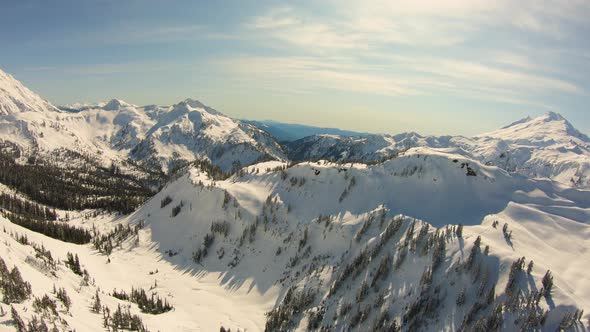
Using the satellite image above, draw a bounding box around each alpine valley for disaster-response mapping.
[0,67,588,332]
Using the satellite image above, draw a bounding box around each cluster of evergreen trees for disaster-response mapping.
[55,287,71,312]
[330,217,404,296]
[32,294,57,316]
[0,188,91,245]
[0,193,57,221]
[265,286,317,331]
[0,257,32,304]
[160,195,172,208]
[4,214,91,244]
[211,220,230,237]
[0,149,154,214]
[265,213,586,332]
[65,252,83,276]
[192,233,215,264]
[10,305,65,332]
[102,304,150,332]
[111,287,173,314]
[93,224,139,255]
[189,158,229,181]
[170,202,183,217]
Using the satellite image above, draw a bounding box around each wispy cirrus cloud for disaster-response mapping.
[215,52,580,109]
[234,0,587,111]
[214,56,416,96]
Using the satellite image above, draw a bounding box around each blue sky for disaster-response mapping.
[1,0,589,135]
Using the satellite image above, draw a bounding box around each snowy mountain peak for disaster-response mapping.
[0,67,59,114]
[482,111,589,144]
[172,98,222,116]
[543,111,566,121]
[103,98,131,111]
[180,98,206,109]
[500,112,568,131]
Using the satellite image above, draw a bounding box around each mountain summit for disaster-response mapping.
[103,98,133,111]
[483,111,590,145]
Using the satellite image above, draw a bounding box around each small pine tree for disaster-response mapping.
[474,235,481,248]
[456,288,466,306]
[56,287,71,312]
[455,224,463,237]
[527,260,534,274]
[542,270,553,297]
[11,306,25,332]
[92,290,102,313]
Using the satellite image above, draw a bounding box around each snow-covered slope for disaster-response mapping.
[110,147,588,330]
[286,113,590,189]
[0,211,276,332]
[130,99,285,172]
[0,144,588,330]
[0,69,59,115]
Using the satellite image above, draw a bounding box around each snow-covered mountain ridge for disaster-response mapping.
[0,67,285,173]
[286,112,590,188]
[2,66,589,188]
[127,146,590,330]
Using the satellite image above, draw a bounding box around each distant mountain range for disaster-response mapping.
[1,67,589,188]
[243,119,367,141]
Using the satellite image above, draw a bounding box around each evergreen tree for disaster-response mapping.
[92,290,102,313]
[455,224,463,237]
[542,270,553,297]
[11,306,25,332]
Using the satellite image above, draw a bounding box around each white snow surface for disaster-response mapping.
[0,147,589,331]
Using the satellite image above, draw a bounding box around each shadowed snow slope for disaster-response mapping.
[122,147,590,330]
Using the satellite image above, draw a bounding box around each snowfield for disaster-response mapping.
[2,148,590,330]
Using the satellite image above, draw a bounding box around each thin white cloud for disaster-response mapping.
[213,52,581,110]
[214,56,416,96]
[247,1,590,51]
[236,1,586,111]
[402,57,582,94]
